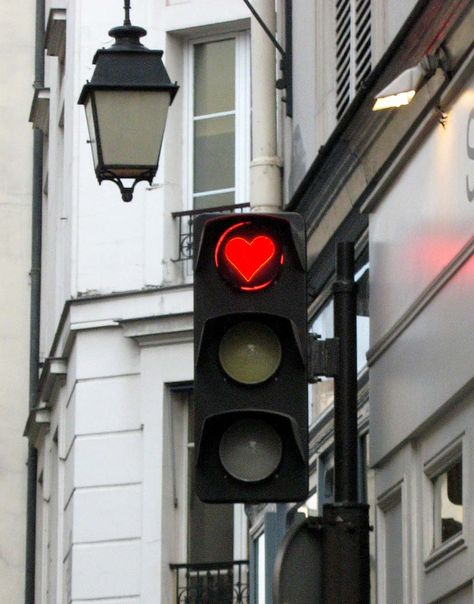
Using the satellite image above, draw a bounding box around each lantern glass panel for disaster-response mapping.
[94,90,170,172]
[84,97,99,170]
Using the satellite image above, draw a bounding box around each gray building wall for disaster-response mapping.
[0,1,35,600]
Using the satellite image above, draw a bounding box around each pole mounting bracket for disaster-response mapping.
[309,335,340,381]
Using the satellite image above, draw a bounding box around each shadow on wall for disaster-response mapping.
[289,124,307,196]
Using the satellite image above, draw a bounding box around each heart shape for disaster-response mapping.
[224,235,276,282]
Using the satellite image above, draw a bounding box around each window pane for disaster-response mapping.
[193,190,235,211]
[194,39,235,116]
[355,250,370,372]
[433,459,463,547]
[194,115,235,194]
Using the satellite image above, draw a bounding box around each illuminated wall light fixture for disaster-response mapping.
[372,49,448,112]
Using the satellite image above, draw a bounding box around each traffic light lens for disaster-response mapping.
[218,321,281,384]
[219,418,282,482]
[214,222,283,291]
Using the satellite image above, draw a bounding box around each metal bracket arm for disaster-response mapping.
[309,336,340,381]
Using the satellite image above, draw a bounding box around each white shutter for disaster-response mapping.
[336,0,371,121]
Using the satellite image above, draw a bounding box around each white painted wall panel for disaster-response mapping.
[370,79,474,341]
[372,0,418,64]
[65,389,77,455]
[64,442,75,507]
[72,484,142,543]
[438,584,472,604]
[288,0,317,194]
[71,540,141,600]
[75,328,139,380]
[371,254,474,464]
[74,374,141,435]
[0,0,34,599]
[73,432,143,487]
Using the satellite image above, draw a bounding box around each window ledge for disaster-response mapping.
[45,8,66,61]
[424,533,466,572]
[29,88,50,134]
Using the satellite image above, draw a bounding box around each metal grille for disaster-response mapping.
[172,203,251,263]
[170,560,249,604]
[336,0,371,120]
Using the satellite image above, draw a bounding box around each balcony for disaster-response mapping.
[172,203,251,263]
[170,560,249,604]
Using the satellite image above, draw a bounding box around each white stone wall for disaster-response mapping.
[0,0,35,600]
[369,67,474,604]
[34,288,195,602]
[369,74,474,463]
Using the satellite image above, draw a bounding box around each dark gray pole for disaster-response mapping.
[333,241,358,503]
[321,241,370,603]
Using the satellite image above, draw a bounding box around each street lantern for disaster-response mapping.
[78,2,178,201]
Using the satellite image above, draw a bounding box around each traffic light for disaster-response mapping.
[193,212,308,503]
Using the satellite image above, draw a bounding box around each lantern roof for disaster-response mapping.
[78,23,178,102]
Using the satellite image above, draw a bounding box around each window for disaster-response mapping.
[433,458,463,548]
[186,393,234,563]
[168,389,234,564]
[188,32,250,210]
[423,436,465,566]
[336,0,371,120]
[377,482,407,604]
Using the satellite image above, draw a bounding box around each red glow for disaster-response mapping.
[214,222,248,268]
[224,236,276,282]
[214,222,283,291]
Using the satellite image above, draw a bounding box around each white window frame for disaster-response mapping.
[184,30,251,212]
[376,479,409,604]
[423,434,466,570]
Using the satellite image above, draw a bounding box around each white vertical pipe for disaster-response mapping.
[249,0,282,212]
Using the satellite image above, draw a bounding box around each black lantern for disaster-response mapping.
[78,2,178,201]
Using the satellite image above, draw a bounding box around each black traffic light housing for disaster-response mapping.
[193,212,308,503]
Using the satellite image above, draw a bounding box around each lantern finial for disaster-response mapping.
[124,0,131,26]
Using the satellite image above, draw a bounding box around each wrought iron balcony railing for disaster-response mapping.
[170,560,249,604]
[172,203,251,262]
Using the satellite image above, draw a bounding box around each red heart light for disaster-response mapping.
[224,236,276,282]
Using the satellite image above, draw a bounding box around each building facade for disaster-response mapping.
[23,1,473,603]
[0,1,35,601]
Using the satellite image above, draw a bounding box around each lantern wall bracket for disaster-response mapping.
[99,168,155,202]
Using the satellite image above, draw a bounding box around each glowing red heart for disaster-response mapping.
[224,235,276,282]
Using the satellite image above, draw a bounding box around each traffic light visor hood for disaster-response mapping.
[196,410,306,473]
[194,213,306,273]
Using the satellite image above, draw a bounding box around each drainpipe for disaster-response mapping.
[25,0,45,601]
[249,0,282,212]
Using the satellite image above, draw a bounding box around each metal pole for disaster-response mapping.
[333,241,358,503]
[320,241,370,603]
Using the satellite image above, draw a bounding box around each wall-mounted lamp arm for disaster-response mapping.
[242,0,286,57]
